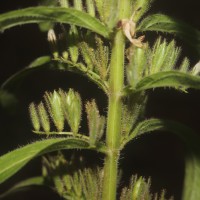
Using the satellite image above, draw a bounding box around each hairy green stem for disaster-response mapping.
[102,30,125,200]
[102,1,131,199]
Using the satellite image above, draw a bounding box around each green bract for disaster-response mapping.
[60,89,82,134]
[85,100,105,145]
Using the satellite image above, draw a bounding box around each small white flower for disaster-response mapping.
[118,14,145,48]
[47,29,57,43]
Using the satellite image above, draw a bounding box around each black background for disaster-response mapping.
[0,0,200,199]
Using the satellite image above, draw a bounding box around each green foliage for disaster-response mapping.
[68,26,79,63]
[137,14,200,55]
[123,118,200,146]
[46,27,110,90]
[86,0,95,17]
[85,99,105,146]
[1,1,200,200]
[150,39,180,73]
[38,102,51,132]
[59,89,82,134]
[45,90,65,132]
[0,55,108,94]
[121,92,147,142]
[74,0,83,11]
[126,38,200,92]
[59,0,69,8]
[29,103,41,132]
[94,0,112,23]
[0,138,91,184]
[0,7,111,38]
[42,153,103,200]
[180,58,190,73]
[120,175,172,200]
[78,35,110,80]
[135,71,200,92]
[29,89,82,134]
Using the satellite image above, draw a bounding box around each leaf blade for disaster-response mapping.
[0,6,111,38]
[134,71,200,92]
[0,137,91,184]
[137,14,200,55]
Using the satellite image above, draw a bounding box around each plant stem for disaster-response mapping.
[102,31,125,200]
[102,1,131,199]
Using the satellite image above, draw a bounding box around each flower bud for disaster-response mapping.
[132,177,143,199]
[29,103,40,131]
[131,177,151,199]
[74,0,83,11]
[60,89,82,134]
[59,0,69,7]
[62,51,69,60]
[180,57,190,73]
[86,0,95,17]
[47,29,59,59]
[44,91,64,132]
[48,29,56,43]
[38,102,50,132]
[68,26,79,63]
[127,46,147,88]
[85,100,105,145]
[192,61,200,75]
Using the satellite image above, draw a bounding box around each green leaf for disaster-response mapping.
[0,138,92,184]
[126,119,165,142]
[134,71,200,92]
[137,14,200,55]
[28,56,52,68]
[85,99,105,145]
[124,119,200,200]
[0,6,111,38]
[0,176,44,198]
[183,150,200,200]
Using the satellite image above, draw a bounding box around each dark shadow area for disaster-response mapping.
[120,132,184,199]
